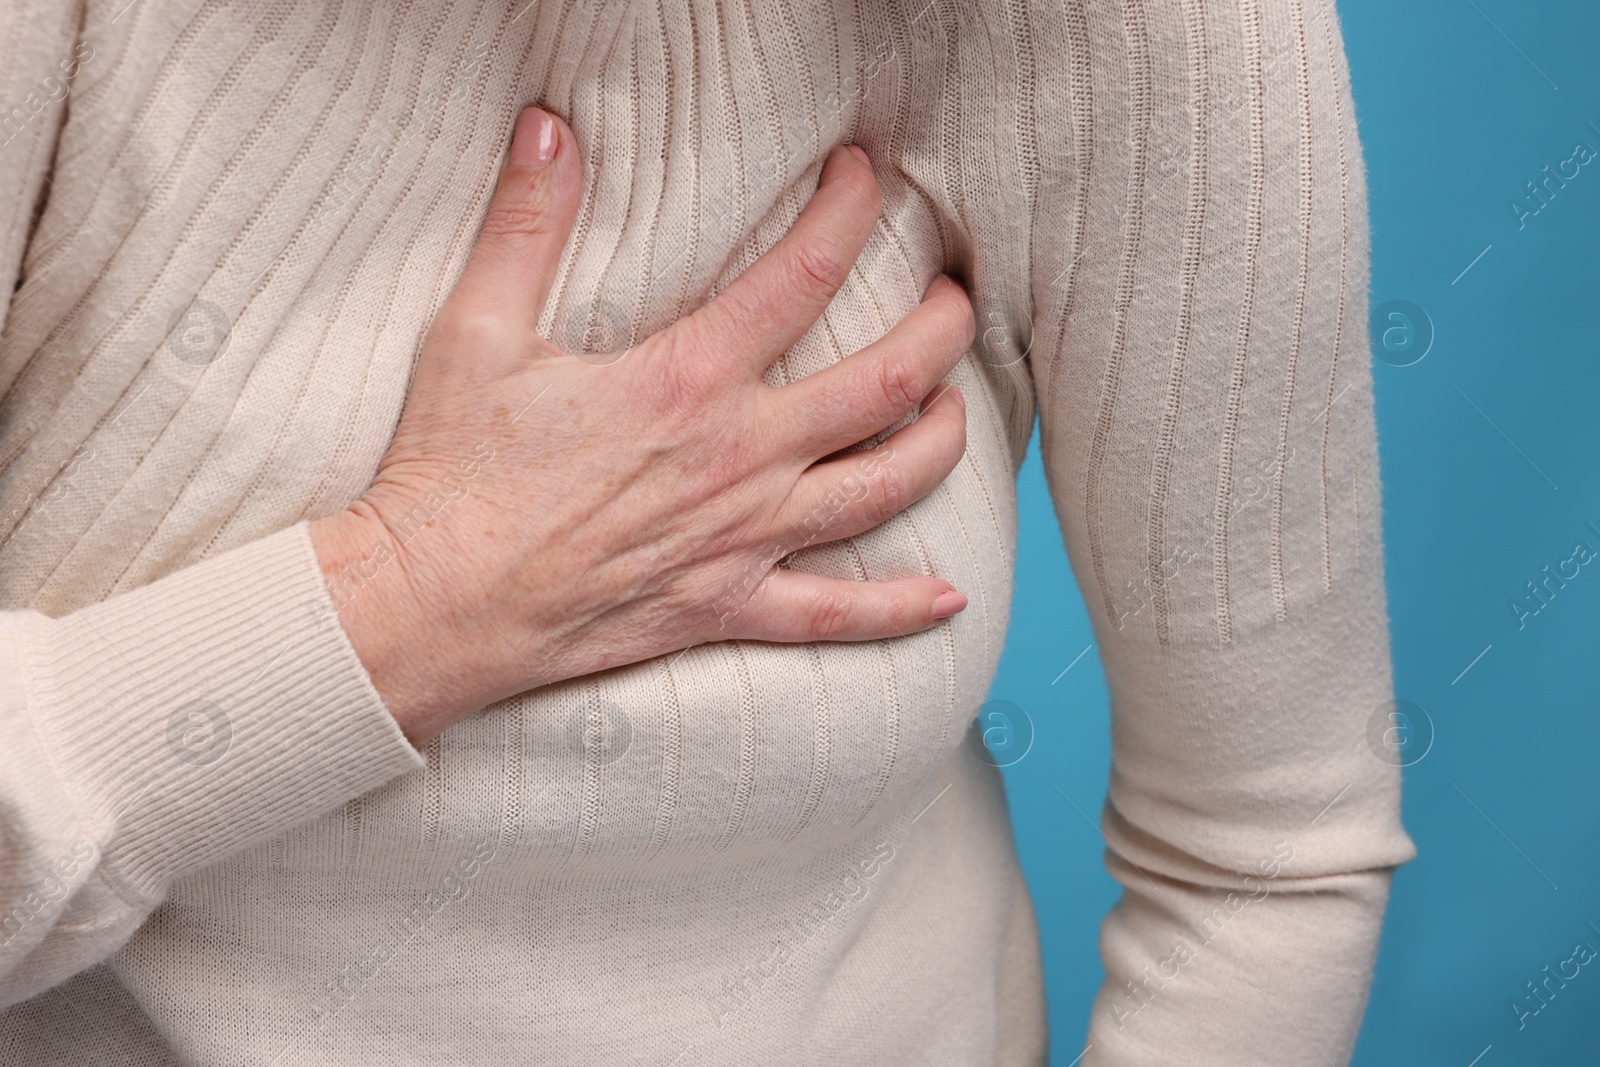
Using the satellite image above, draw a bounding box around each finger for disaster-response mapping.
[444,107,583,338]
[765,274,974,457]
[772,385,966,546]
[729,571,967,643]
[688,144,882,374]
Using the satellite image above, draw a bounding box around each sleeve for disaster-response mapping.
[1025,2,1416,1063]
[0,521,427,1009]
[0,5,424,1010]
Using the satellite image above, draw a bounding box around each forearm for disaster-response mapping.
[0,523,423,1008]
[1082,567,1412,1063]
[1091,854,1395,1063]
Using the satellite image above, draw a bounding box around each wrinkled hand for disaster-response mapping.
[311,108,973,744]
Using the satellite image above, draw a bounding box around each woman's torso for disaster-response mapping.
[0,1,1044,1061]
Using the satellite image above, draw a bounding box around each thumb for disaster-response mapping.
[447,107,582,337]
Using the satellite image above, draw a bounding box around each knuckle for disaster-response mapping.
[807,590,856,640]
[874,355,922,414]
[435,305,514,350]
[870,459,909,521]
[787,237,851,302]
[479,195,554,244]
[881,592,914,633]
[634,327,714,411]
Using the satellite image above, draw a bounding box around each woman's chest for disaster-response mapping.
[1,0,1034,612]
[2,0,1032,849]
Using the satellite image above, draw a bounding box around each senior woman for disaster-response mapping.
[0,0,1412,1064]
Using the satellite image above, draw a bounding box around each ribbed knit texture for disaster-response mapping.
[0,1,1413,1064]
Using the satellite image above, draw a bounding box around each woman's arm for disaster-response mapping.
[0,525,426,1008]
[1028,1,1415,1062]
[0,107,973,1006]
[0,39,423,987]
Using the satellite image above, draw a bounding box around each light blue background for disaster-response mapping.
[995,2,1600,1062]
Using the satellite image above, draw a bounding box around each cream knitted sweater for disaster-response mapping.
[0,1,1414,1063]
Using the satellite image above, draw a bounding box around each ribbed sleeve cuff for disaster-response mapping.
[21,521,427,897]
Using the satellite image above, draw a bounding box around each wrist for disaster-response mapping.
[308,505,452,744]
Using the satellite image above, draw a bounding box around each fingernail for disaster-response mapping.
[512,108,558,168]
[931,591,968,620]
[846,143,869,164]
[946,385,965,411]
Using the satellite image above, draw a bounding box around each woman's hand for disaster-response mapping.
[310,108,973,745]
